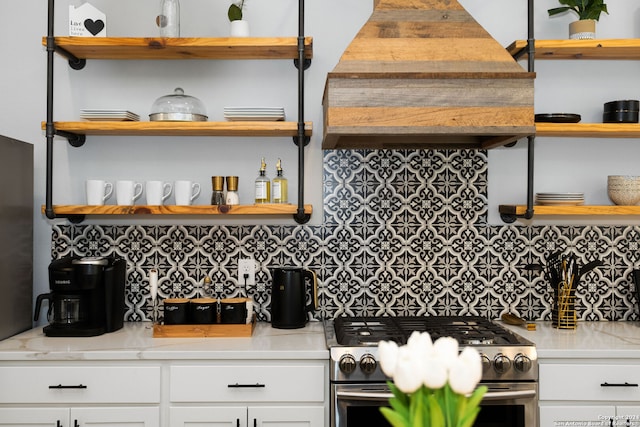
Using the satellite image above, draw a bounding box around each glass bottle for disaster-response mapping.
[225,176,240,205]
[272,158,288,203]
[157,0,180,37]
[210,176,225,205]
[254,157,271,203]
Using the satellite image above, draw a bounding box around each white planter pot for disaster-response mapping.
[569,19,596,40]
[230,20,249,37]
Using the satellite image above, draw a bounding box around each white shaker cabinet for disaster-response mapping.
[0,364,161,427]
[0,407,160,427]
[539,362,640,426]
[169,362,326,427]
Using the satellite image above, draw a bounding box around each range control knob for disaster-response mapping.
[493,353,511,374]
[514,354,532,373]
[480,354,491,374]
[360,354,377,375]
[339,354,357,374]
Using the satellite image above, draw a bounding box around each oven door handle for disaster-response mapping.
[336,389,536,401]
[336,390,393,401]
[482,389,537,400]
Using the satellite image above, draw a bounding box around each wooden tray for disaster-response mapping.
[152,316,256,338]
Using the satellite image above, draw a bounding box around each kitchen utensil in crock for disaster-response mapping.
[149,87,208,122]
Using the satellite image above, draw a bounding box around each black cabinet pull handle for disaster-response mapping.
[227,383,265,388]
[49,384,88,389]
[600,382,639,387]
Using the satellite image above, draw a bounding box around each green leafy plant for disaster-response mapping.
[228,0,245,22]
[548,0,608,21]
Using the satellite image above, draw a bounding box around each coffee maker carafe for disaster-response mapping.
[34,256,126,337]
[270,267,317,329]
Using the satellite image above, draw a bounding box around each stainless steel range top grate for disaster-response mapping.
[333,316,528,346]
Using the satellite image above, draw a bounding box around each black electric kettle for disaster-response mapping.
[270,267,317,329]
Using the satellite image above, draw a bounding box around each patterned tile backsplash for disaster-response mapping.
[51,149,640,323]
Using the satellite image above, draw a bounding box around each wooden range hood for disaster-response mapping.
[322,0,535,150]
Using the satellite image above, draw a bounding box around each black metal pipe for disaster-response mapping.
[523,0,535,220]
[294,0,308,224]
[45,0,56,219]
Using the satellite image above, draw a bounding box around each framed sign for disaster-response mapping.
[69,3,106,37]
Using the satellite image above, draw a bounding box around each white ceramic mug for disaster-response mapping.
[86,180,113,205]
[116,180,143,205]
[174,180,200,205]
[145,181,172,205]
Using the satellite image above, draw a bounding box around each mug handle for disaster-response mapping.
[162,183,172,202]
[133,182,143,201]
[304,269,318,312]
[103,182,113,201]
[191,183,201,201]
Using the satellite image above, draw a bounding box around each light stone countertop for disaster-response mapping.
[3,320,640,362]
[500,320,640,359]
[0,321,329,361]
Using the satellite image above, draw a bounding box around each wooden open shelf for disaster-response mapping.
[507,39,640,60]
[45,37,313,60]
[536,123,640,138]
[45,121,312,138]
[499,205,640,217]
[42,204,312,216]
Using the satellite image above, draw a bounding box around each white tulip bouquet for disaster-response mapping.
[378,331,487,427]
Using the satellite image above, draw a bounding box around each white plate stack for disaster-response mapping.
[535,192,584,206]
[80,109,140,121]
[223,107,285,121]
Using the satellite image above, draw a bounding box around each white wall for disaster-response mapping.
[1,0,639,310]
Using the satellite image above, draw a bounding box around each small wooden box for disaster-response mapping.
[152,316,256,338]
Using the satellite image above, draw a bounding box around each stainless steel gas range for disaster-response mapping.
[324,316,538,427]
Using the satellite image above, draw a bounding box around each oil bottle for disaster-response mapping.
[254,157,270,203]
[272,158,288,203]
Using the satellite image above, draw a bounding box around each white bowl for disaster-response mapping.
[608,176,640,205]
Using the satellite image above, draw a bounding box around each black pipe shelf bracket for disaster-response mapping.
[56,130,86,147]
[502,0,536,223]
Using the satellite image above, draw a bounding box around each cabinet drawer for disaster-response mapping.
[170,364,325,403]
[540,364,640,401]
[0,366,160,404]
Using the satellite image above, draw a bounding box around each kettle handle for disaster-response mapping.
[304,269,318,312]
[34,293,52,321]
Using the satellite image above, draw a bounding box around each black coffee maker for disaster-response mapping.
[34,256,126,337]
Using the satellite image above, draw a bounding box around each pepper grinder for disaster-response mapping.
[225,176,240,205]
[211,176,225,205]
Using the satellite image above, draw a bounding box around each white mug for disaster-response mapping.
[174,180,200,205]
[145,181,172,205]
[116,180,143,205]
[86,180,113,205]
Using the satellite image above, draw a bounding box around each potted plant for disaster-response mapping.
[228,0,249,37]
[548,0,608,40]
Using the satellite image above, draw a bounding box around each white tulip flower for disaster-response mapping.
[406,330,432,356]
[378,340,399,377]
[432,336,459,370]
[393,345,424,393]
[448,346,483,395]
[422,353,448,389]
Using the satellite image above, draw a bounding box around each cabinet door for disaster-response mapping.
[72,407,159,427]
[616,406,640,427]
[249,406,324,427]
[540,405,615,426]
[0,408,68,426]
[170,406,247,427]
